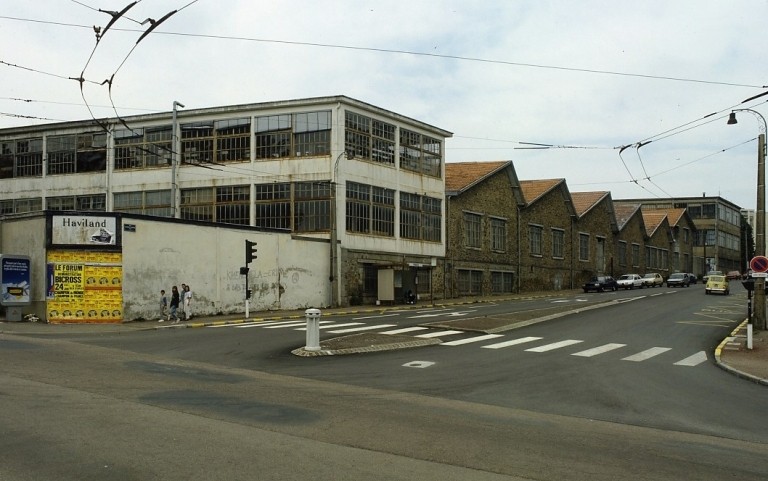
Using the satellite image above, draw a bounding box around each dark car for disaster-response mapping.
[583,276,618,293]
[666,272,691,288]
[687,273,698,285]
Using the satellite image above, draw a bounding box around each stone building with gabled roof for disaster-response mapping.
[439,161,524,298]
[518,178,578,291]
[643,207,697,274]
[612,202,648,275]
[571,191,619,280]
[640,210,675,276]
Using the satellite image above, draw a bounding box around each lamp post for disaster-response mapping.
[728,109,767,330]
[330,150,352,308]
[171,100,185,218]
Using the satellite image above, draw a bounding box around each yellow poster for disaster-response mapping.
[47,250,123,324]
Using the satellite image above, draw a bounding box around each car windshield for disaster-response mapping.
[670,273,684,279]
[643,274,656,278]
[709,275,726,282]
[619,275,631,280]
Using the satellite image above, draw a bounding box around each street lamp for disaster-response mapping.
[171,100,185,218]
[728,108,767,330]
[330,149,353,307]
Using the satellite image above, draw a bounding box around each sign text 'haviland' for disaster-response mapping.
[61,218,108,228]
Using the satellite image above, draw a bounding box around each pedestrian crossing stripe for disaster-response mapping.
[482,337,542,349]
[572,343,626,357]
[441,334,504,346]
[526,339,583,352]
[622,347,671,361]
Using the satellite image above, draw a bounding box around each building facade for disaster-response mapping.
[0,96,452,310]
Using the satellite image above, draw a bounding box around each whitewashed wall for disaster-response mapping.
[120,217,329,321]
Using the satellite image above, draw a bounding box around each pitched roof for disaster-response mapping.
[646,207,687,227]
[612,202,643,231]
[519,179,565,205]
[445,161,511,194]
[642,211,667,237]
[571,191,610,217]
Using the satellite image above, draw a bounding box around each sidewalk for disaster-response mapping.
[2,292,766,385]
[715,321,768,385]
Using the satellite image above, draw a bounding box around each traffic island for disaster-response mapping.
[292,332,440,357]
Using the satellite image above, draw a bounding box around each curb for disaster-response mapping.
[714,319,768,386]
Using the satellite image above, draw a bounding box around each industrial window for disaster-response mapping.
[464,212,481,248]
[180,185,249,225]
[47,194,106,212]
[399,128,441,178]
[399,193,440,242]
[46,133,106,175]
[144,126,172,167]
[254,183,290,229]
[529,224,543,256]
[215,118,250,162]
[181,121,214,164]
[491,271,514,293]
[295,181,331,232]
[631,243,640,267]
[115,190,172,217]
[180,187,215,222]
[618,241,627,266]
[114,129,145,169]
[422,196,441,242]
[552,228,564,259]
[491,218,507,252]
[0,138,43,178]
[344,112,395,165]
[255,111,330,159]
[579,233,590,261]
[0,197,41,214]
[345,182,395,237]
[457,269,483,296]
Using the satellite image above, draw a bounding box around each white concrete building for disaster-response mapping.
[0,96,452,320]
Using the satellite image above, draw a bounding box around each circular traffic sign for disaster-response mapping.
[750,255,768,273]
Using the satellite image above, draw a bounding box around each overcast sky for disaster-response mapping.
[2,1,767,210]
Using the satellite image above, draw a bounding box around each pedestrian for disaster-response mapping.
[178,283,186,320]
[158,289,168,322]
[183,284,193,320]
[169,285,181,323]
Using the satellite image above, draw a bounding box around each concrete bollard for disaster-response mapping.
[304,308,322,351]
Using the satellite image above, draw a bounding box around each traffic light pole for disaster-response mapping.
[243,240,257,318]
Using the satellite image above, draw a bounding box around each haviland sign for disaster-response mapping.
[51,215,118,246]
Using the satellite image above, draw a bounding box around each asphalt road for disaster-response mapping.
[2,283,766,480]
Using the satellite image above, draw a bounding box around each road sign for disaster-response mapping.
[750,255,768,273]
[752,272,768,278]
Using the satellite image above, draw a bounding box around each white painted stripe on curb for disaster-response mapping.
[415,330,464,338]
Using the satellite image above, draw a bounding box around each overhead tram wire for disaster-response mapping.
[0,13,765,90]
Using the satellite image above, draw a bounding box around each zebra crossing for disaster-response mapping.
[208,318,709,366]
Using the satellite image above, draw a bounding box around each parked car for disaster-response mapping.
[666,272,691,287]
[616,274,644,289]
[641,272,664,287]
[583,276,618,293]
[702,270,723,283]
[705,275,730,295]
[687,273,698,285]
[726,270,741,280]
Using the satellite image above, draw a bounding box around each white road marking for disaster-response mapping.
[441,334,504,346]
[381,326,431,335]
[415,330,465,338]
[622,347,672,361]
[264,320,336,329]
[674,351,708,366]
[352,313,399,320]
[403,361,435,368]
[525,340,584,352]
[482,336,543,349]
[571,343,627,357]
[327,324,396,334]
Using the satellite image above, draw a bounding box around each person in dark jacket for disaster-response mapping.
[169,285,181,323]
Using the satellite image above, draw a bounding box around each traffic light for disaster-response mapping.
[245,240,257,264]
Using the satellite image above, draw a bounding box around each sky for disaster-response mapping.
[2,0,768,210]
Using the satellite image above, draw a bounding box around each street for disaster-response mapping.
[1,284,766,480]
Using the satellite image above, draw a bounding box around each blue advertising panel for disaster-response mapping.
[0,254,31,306]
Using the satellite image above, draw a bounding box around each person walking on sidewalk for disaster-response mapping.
[158,289,169,322]
[183,284,193,321]
[169,286,181,323]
